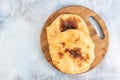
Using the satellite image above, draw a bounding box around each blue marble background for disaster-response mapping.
[0,0,120,80]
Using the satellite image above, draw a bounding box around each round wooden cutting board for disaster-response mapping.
[40,6,109,74]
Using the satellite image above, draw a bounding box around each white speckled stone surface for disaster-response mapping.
[0,0,120,80]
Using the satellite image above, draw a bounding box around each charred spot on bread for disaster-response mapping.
[65,48,69,52]
[58,52,64,58]
[65,48,84,59]
[61,42,65,48]
[60,17,78,32]
[69,49,79,58]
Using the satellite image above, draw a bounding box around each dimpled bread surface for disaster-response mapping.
[46,14,95,74]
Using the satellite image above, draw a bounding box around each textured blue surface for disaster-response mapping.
[0,0,120,80]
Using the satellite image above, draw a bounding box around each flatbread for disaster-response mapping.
[46,14,95,74]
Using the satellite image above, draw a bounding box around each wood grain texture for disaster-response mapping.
[40,6,109,74]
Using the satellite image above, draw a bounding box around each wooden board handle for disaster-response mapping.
[85,12,109,69]
[91,14,109,41]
